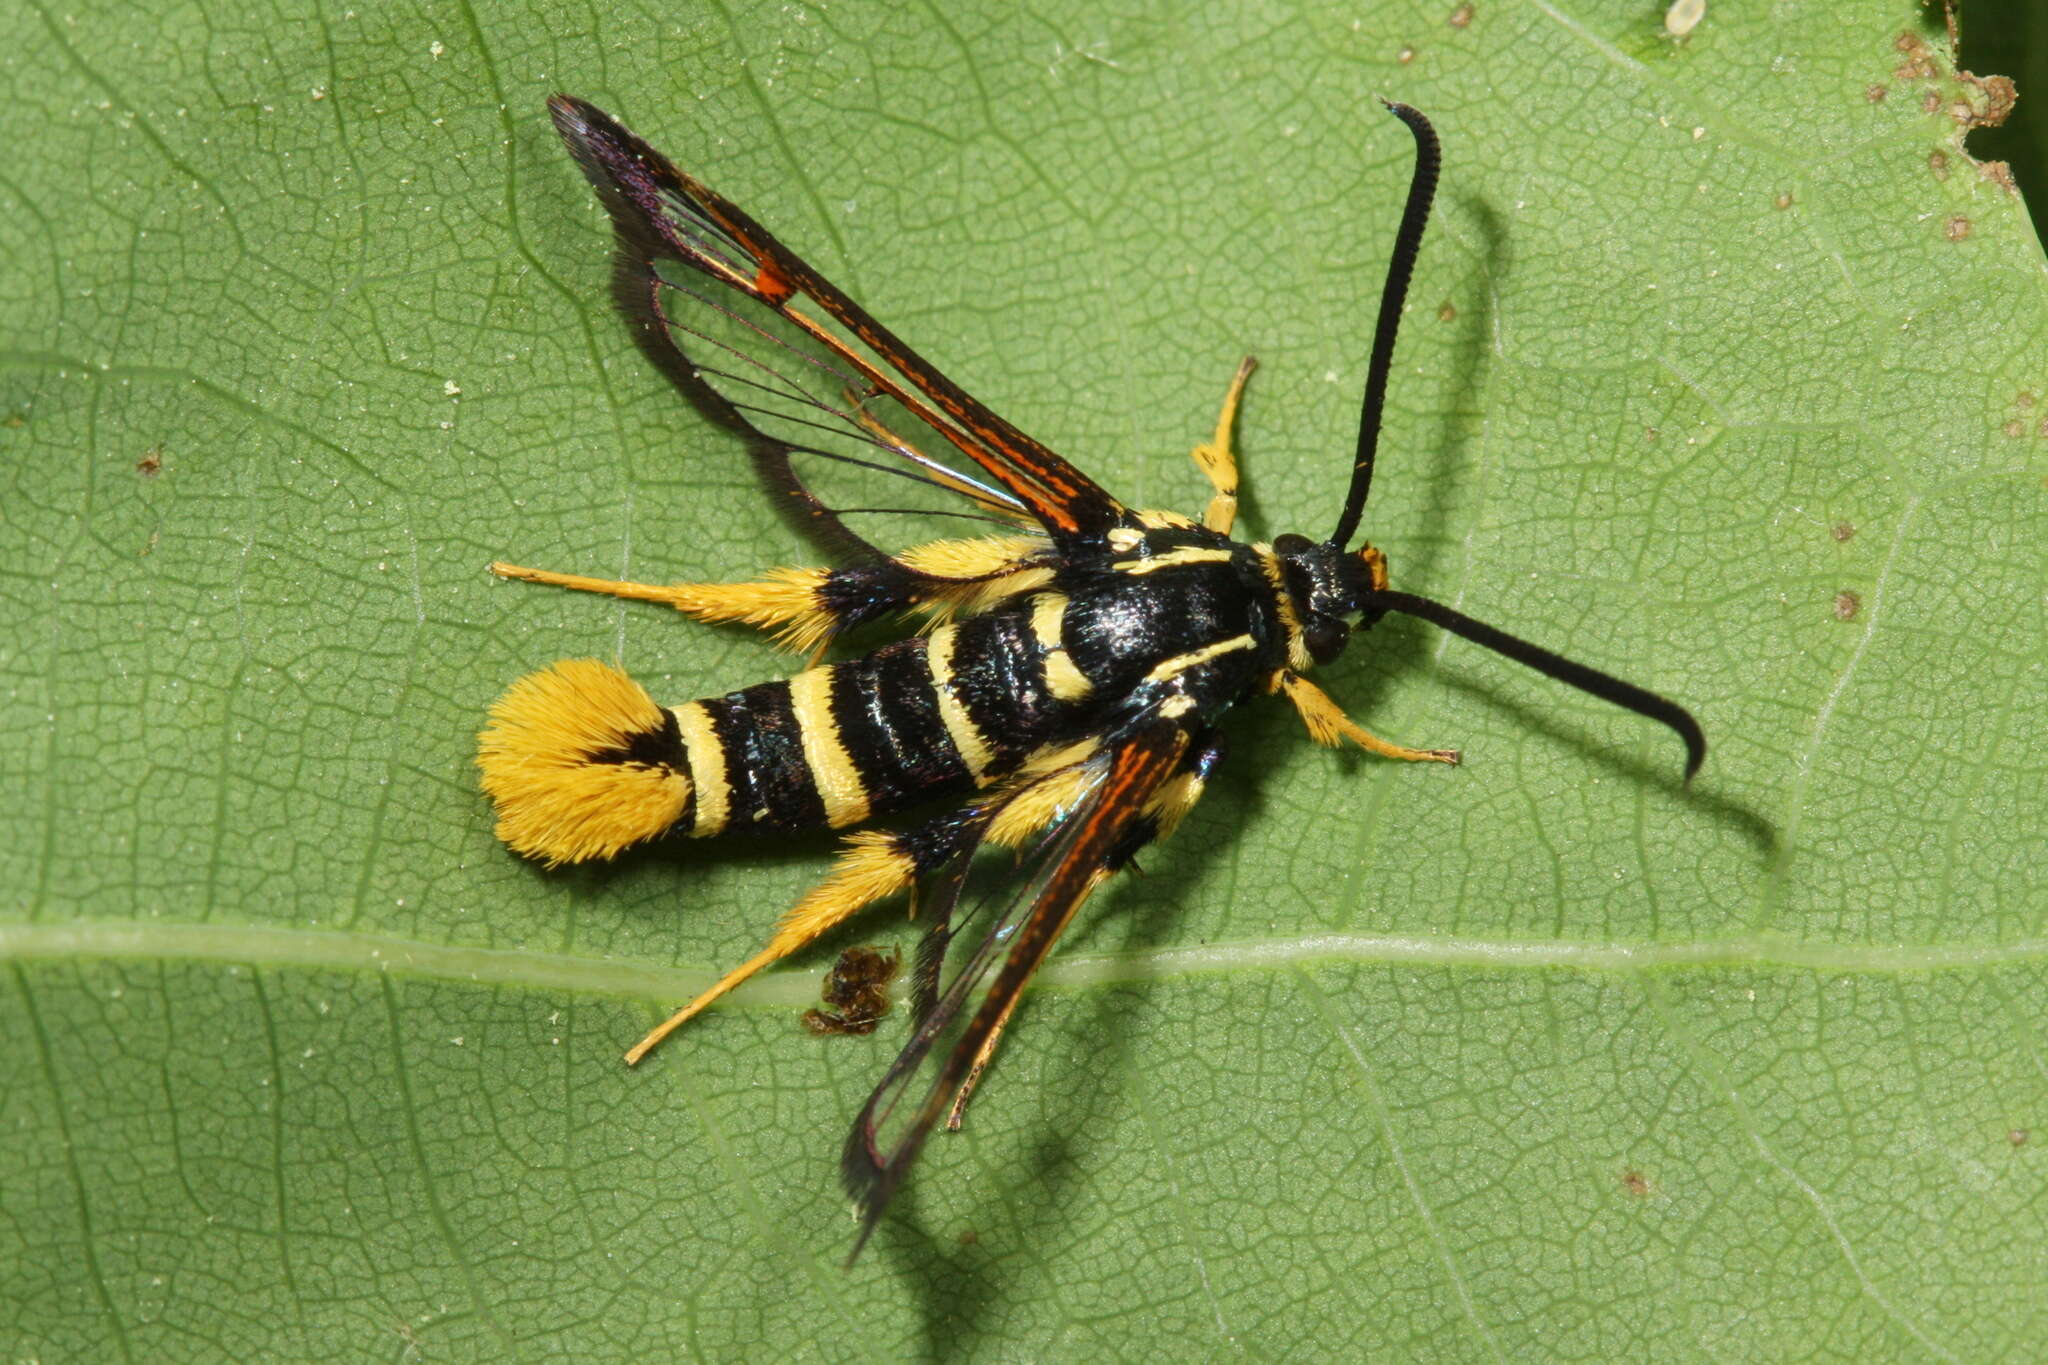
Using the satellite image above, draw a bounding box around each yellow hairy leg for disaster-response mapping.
[1275,670,1460,764]
[493,533,1051,654]
[897,535,1053,627]
[492,560,843,652]
[623,831,917,1064]
[622,752,1102,1066]
[1189,355,1256,535]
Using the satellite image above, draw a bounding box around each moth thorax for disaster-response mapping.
[476,658,690,866]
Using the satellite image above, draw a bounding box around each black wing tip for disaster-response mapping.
[546,95,666,187]
[839,1117,881,1200]
[839,1120,891,1266]
[546,92,605,142]
[546,94,630,185]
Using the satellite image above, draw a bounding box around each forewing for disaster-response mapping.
[547,96,1128,561]
[841,722,1190,1260]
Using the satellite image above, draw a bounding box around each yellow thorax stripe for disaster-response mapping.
[1030,593,1093,702]
[1144,633,1255,684]
[1114,546,1236,575]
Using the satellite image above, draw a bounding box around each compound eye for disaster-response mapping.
[1304,616,1350,665]
[1271,532,1314,556]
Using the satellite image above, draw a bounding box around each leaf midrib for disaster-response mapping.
[3,921,2038,1009]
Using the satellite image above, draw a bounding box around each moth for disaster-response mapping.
[479,95,1704,1258]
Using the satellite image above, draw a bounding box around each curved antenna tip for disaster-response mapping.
[1679,728,1707,787]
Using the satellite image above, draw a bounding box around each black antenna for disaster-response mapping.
[1360,588,1706,782]
[1330,100,1440,551]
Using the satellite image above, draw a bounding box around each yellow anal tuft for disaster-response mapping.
[477,658,691,866]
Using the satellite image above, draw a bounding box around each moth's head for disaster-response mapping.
[1270,533,1390,667]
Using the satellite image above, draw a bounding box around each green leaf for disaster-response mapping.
[4,2,2044,1359]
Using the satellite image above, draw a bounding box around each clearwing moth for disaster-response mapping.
[479,95,1705,1260]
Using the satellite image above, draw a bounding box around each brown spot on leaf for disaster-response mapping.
[1437,301,1456,322]
[136,444,163,477]
[1866,84,1888,103]
[1449,3,1474,28]
[2011,1129,2030,1147]
[1955,72,2018,129]
[1774,191,1794,210]
[2,413,23,429]
[1945,214,1971,242]
[1921,90,1942,115]
[2004,419,2026,438]
[1830,521,1856,543]
[1893,33,1937,81]
[802,945,900,1036]
[958,1228,980,1246]
[2018,392,2036,408]
[1621,1170,1652,1197]
[1928,149,1950,180]
[1398,45,1417,64]
[1833,591,1861,621]
[1981,161,2018,195]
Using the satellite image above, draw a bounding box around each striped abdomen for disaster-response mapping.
[676,597,1088,837]
[478,594,1092,865]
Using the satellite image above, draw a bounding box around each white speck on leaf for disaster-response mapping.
[1665,0,1706,38]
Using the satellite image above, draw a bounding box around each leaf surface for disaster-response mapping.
[3,2,2044,1359]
